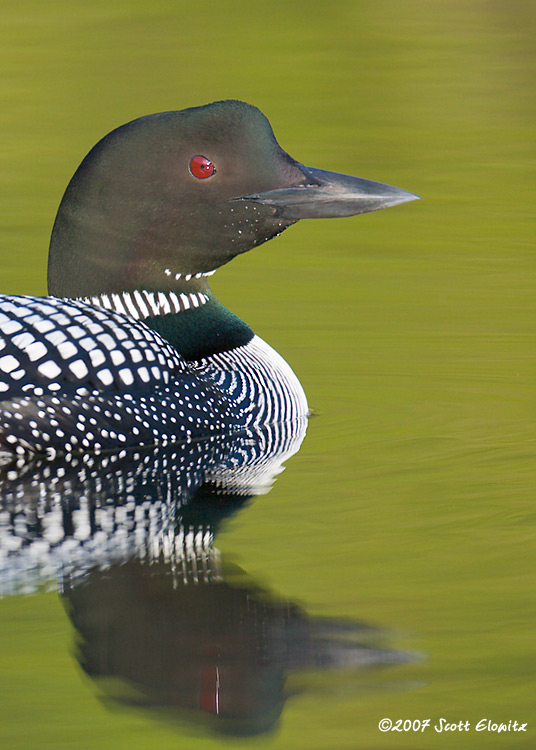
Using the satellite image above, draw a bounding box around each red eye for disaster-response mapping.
[189,155,216,179]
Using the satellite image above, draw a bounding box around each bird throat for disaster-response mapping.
[145,296,254,361]
[75,289,254,361]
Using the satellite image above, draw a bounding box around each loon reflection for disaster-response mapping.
[0,420,416,736]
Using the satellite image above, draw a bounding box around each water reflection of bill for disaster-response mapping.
[0,420,416,736]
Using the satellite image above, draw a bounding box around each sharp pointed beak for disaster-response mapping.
[240,164,420,220]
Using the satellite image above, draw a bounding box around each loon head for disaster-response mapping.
[48,99,418,298]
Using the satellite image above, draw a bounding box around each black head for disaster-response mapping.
[48,100,418,298]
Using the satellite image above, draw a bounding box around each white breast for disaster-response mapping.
[197,335,309,425]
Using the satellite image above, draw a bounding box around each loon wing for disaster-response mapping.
[0,296,236,457]
[0,295,186,398]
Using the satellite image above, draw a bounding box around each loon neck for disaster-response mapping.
[145,295,254,361]
[75,286,254,361]
[76,287,211,319]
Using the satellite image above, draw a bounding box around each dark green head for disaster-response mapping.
[48,99,418,298]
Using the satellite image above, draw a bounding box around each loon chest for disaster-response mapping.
[0,293,307,458]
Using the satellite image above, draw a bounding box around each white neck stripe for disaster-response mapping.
[76,290,210,320]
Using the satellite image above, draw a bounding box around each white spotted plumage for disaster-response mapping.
[0,295,308,458]
[0,419,308,595]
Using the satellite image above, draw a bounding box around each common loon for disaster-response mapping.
[0,100,418,458]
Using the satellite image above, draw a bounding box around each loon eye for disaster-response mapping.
[189,155,216,179]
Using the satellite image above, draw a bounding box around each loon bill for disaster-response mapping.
[0,99,419,458]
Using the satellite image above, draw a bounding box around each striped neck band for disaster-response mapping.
[75,289,210,320]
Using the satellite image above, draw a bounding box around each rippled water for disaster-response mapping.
[0,1,534,749]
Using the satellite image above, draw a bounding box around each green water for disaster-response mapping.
[0,1,534,748]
